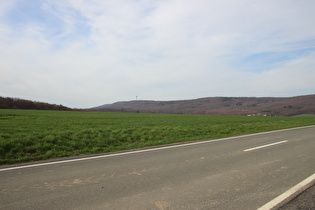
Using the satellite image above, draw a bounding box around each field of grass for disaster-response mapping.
[1,109,315,165]
[292,114,315,117]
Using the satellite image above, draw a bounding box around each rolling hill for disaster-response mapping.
[92,94,315,116]
[0,96,72,111]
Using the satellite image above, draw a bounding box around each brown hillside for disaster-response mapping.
[0,96,72,111]
[93,95,315,116]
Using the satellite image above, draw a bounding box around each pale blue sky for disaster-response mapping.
[1,0,315,108]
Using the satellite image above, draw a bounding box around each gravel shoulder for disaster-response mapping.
[279,184,315,210]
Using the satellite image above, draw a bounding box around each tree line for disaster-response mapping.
[0,96,72,111]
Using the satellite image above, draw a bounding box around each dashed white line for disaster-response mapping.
[244,140,288,152]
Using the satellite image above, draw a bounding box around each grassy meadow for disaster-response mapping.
[1,109,315,165]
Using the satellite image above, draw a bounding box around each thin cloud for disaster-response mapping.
[0,0,314,108]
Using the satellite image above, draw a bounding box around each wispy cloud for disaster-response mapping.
[1,0,314,108]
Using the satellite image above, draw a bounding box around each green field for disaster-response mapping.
[1,109,315,165]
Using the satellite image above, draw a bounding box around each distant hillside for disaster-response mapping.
[0,96,72,111]
[92,95,315,116]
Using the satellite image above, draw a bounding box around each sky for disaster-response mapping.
[1,0,315,108]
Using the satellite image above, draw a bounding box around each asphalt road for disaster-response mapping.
[1,125,315,209]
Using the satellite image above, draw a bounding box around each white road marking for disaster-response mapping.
[258,173,315,210]
[243,140,288,152]
[1,125,314,172]
[0,136,241,172]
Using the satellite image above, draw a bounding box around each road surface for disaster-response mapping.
[1,125,315,209]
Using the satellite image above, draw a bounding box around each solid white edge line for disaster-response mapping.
[1,124,315,172]
[243,140,288,152]
[0,137,233,172]
[257,173,315,210]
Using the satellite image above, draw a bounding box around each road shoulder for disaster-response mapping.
[258,173,315,210]
[279,183,315,210]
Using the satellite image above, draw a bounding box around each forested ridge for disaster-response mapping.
[0,96,72,111]
[93,95,315,116]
